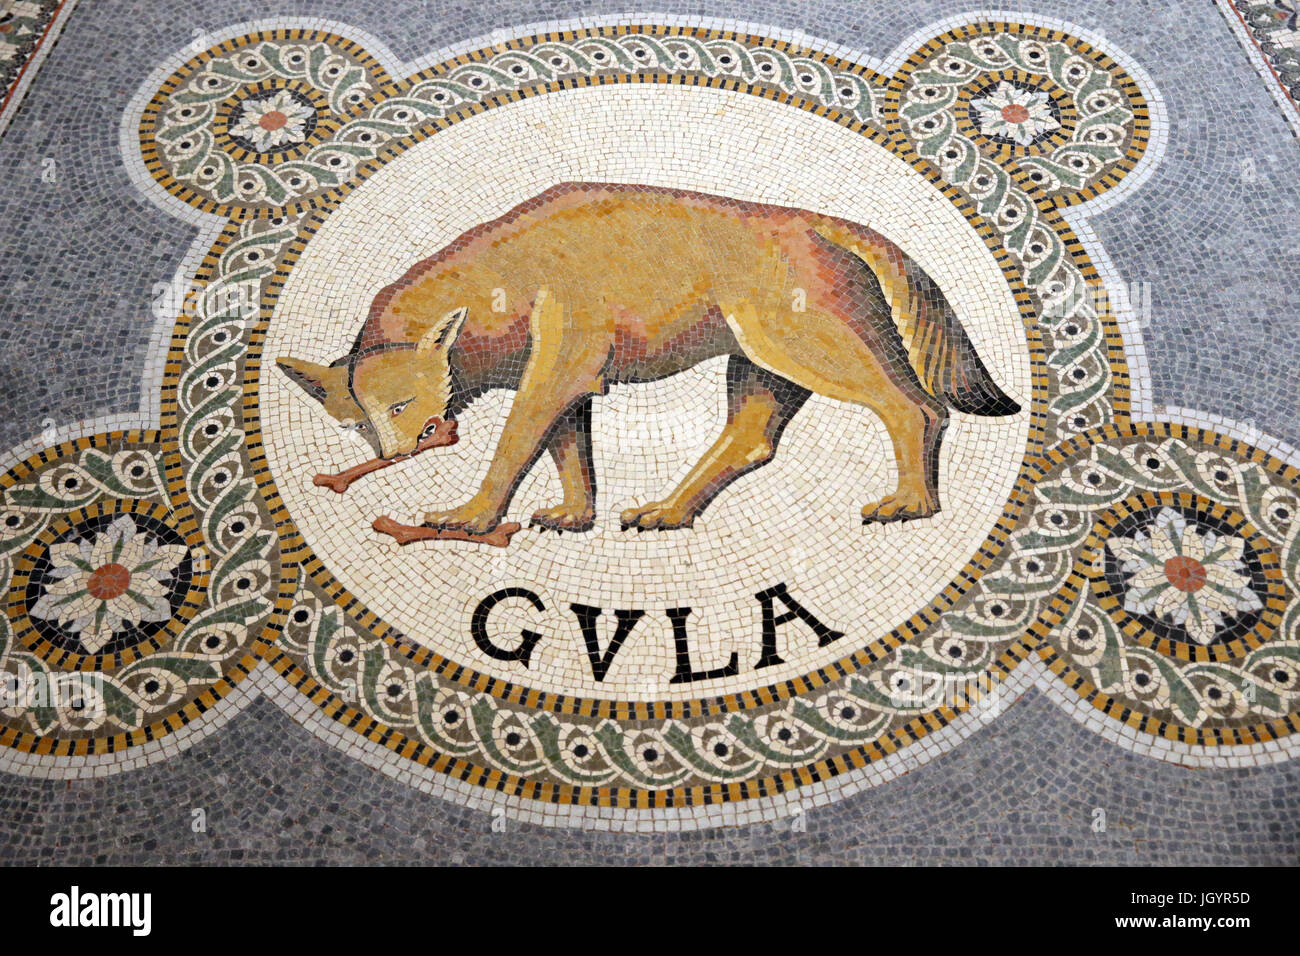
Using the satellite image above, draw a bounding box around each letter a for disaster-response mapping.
[754,583,844,669]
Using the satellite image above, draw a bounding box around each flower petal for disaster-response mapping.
[1108,531,1159,568]
[1128,564,1167,590]
[90,515,136,567]
[1180,528,1208,562]
[1194,586,1241,619]
[115,533,149,571]
[1152,586,1189,621]
[38,574,87,599]
[136,543,187,577]
[68,609,97,635]
[1148,514,1182,561]
[1201,561,1249,591]
[106,593,143,627]
[1124,582,1166,616]
[31,584,97,623]
[1204,534,1245,564]
[48,539,93,572]
[1182,595,1223,645]
[79,615,117,653]
[1202,566,1263,613]
[128,578,172,623]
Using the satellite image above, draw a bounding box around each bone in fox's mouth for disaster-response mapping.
[387,416,459,460]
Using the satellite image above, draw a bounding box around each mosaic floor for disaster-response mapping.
[1,0,1298,861]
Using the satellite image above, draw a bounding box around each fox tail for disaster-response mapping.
[814,225,1021,417]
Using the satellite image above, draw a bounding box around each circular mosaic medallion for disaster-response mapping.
[257,82,1035,708]
[220,83,323,158]
[8,500,208,670]
[897,26,1149,206]
[1085,494,1285,662]
[960,74,1071,153]
[138,30,388,215]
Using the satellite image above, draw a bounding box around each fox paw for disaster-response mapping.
[424,504,501,535]
[620,501,695,531]
[530,504,595,533]
[861,492,938,525]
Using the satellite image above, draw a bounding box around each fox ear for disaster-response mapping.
[417,307,468,358]
[276,357,346,406]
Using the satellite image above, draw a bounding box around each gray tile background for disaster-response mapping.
[1,689,1296,864]
[0,0,1297,863]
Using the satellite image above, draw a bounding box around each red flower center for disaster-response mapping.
[1000,103,1031,124]
[1163,555,1207,593]
[87,563,131,600]
[259,110,289,131]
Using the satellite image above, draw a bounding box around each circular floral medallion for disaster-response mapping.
[139,30,388,214]
[900,30,1142,205]
[1084,493,1286,663]
[966,78,1064,147]
[8,500,208,669]
[223,86,320,156]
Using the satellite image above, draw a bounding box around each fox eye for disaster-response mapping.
[354,423,369,432]
[389,399,413,418]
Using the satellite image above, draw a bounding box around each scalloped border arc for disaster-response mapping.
[136,22,1152,219]
[0,431,292,757]
[1031,421,1300,750]
[138,21,1153,804]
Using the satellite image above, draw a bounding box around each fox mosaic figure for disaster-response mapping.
[277,182,1020,537]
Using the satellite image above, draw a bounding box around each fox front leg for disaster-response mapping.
[425,291,607,534]
[530,396,596,532]
[621,357,806,530]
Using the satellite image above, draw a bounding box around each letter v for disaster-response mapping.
[570,604,645,682]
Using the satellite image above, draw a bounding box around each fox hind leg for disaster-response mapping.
[531,396,596,532]
[620,356,808,531]
[859,399,947,524]
[720,298,946,525]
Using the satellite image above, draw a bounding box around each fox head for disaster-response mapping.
[276,305,468,459]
